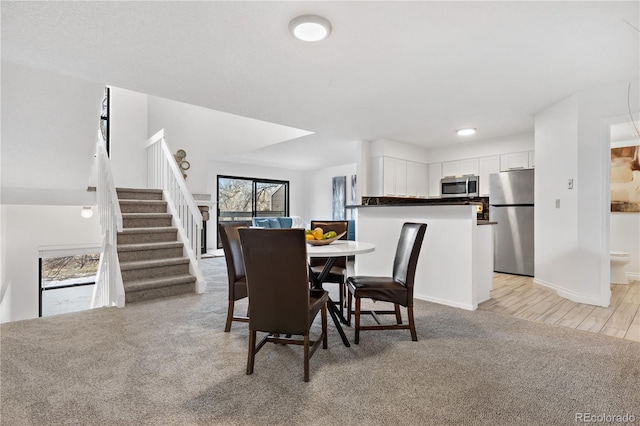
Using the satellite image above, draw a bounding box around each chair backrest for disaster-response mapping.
[238,228,311,335]
[309,220,349,268]
[392,223,428,295]
[218,222,248,295]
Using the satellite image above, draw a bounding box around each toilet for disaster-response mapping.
[610,251,631,284]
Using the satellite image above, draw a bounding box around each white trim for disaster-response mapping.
[533,277,608,307]
[414,292,477,311]
[627,272,640,281]
[38,244,102,258]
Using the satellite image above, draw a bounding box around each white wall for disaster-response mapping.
[534,96,581,298]
[147,96,312,195]
[1,61,104,204]
[110,87,148,188]
[611,213,640,279]
[303,163,357,225]
[371,138,430,163]
[535,81,639,305]
[425,132,535,163]
[206,160,306,249]
[0,205,102,323]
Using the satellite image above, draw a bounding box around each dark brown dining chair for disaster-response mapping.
[238,228,328,382]
[218,222,250,332]
[309,220,349,309]
[347,222,427,344]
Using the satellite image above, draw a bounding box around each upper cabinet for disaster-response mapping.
[406,161,428,197]
[371,156,424,197]
[500,151,534,171]
[478,156,500,196]
[428,163,442,198]
[394,158,407,196]
[442,158,479,177]
[442,161,459,178]
[459,158,479,176]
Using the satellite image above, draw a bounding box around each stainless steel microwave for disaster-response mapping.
[441,175,479,198]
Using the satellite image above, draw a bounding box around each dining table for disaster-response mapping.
[307,240,375,347]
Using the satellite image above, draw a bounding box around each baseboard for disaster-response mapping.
[627,272,640,281]
[414,292,476,311]
[533,277,606,306]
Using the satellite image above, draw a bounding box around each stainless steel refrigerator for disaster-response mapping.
[489,169,534,276]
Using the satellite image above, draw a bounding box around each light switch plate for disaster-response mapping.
[568,178,574,189]
[556,199,560,208]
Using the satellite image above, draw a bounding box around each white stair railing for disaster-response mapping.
[93,140,126,308]
[146,129,205,292]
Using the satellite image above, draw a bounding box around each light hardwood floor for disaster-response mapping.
[478,273,640,343]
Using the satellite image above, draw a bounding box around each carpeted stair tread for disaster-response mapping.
[124,274,197,292]
[118,226,178,235]
[119,199,167,206]
[120,257,190,271]
[119,199,168,213]
[122,213,172,218]
[117,241,184,252]
[116,188,163,201]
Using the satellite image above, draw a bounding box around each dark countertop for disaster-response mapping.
[349,195,492,221]
[348,201,483,208]
[477,220,497,225]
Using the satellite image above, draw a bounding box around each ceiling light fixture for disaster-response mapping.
[80,206,94,219]
[289,15,332,42]
[456,128,477,136]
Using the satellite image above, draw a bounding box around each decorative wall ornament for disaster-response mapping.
[174,149,190,180]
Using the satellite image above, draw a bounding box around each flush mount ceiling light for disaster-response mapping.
[80,206,94,219]
[289,15,332,42]
[456,128,477,136]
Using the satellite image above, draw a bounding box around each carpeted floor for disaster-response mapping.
[1,257,639,425]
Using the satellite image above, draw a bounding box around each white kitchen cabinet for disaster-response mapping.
[500,152,530,171]
[377,157,408,195]
[406,161,428,197]
[383,157,396,195]
[442,161,459,178]
[528,151,535,168]
[459,158,479,176]
[478,156,500,196]
[395,158,407,195]
[428,163,442,197]
[442,158,478,178]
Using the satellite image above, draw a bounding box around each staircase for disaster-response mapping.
[116,188,197,303]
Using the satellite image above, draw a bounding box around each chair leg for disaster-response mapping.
[321,302,328,349]
[394,304,402,324]
[338,282,345,311]
[246,330,256,375]
[303,335,310,382]
[347,291,352,326]
[408,306,418,341]
[354,297,361,344]
[224,300,235,332]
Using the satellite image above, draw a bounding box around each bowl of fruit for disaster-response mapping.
[305,228,347,246]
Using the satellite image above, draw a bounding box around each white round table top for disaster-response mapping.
[306,240,375,257]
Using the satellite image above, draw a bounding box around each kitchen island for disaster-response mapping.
[353,203,494,310]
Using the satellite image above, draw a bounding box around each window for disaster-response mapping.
[100,86,110,156]
[39,252,99,317]
[216,175,289,247]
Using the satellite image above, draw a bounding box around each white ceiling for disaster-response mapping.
[2,1,638,170]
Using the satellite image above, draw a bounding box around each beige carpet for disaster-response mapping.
[1,257,639,425]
